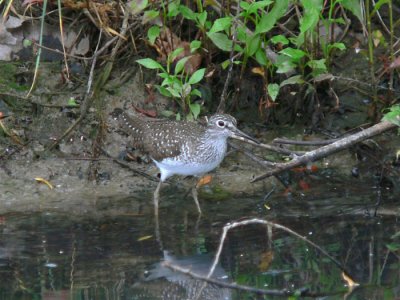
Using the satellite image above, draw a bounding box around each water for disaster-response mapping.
[0,177,399,299]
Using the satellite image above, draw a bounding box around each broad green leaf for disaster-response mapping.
[188,68,206,84]
[143,10,159,24]
[279,47,306,61]
[280,75,305,86]
[191,88,202,97]
[175,57,190,74]
[255,0,288,34]
[306,59,328,76]
[207,32,233,51]
[197,11,208,27]
[267,83,280,101]
[129,0,148,14]
[136,58,163,70]
[169,47,184,62]
[341,0,364,23]
[147,26,160,45]
[157,85,172,97]
[270,35,289,45]
[247,0,273,15]
[246,33,261,56]
[167,1,180,17]
[189,103,201,119]
[166,86,181,98]
[190,40,201,53]
[179,5,196,20]
[209,17,232,33]
[328,42,346,51]
[255,48,268,66]
[275,58,296,74]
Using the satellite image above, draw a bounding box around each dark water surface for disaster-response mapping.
[0,177,399,299]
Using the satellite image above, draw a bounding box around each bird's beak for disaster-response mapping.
[230,128,260,144]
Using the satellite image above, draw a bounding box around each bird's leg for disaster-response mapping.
[191,186,202,215]
[154,180,162,216]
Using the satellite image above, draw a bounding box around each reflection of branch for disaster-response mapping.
[252,121,397,182]
[164,217,353,298]
[204,218,357,298]
[163,260,324,297]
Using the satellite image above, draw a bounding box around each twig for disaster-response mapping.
[252,121,397,182]
[217,0,241,113]
[273,137,339,146]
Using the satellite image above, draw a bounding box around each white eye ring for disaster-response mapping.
[217,120,225,127]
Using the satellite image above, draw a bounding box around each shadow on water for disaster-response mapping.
[0,177,399,299]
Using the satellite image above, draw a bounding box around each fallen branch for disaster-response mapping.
[252,121,397,183]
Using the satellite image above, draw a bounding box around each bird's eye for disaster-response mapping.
[217,120,225,127]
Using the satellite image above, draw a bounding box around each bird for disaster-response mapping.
[112,108,258,215]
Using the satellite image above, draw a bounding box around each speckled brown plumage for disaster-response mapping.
[113,109,209,161]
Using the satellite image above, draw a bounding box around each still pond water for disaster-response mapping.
[0,175,399,299]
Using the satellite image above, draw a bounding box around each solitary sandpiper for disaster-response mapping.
[112,108,258,214]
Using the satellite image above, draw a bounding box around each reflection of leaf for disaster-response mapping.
[342,272,359,287]
[258,251,274,272]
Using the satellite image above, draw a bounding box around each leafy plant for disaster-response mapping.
[382,105,400,127]
[137,46,205,120]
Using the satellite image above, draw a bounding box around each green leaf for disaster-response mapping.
[280,75,305,86]
[275,59,296,74]
[175,57,190,74]
[255,0,288,34]
[270,35,289,45]
[67,97,78,107]
[169,47,184,63]
[306,59,328,76]
[188,68,206,84]
[206,32,232,51]
[157,85,172,97]
[371,0,390,17]
[129,0,148,14]
[247,0,273,15]
[166,86,181,98]
[341,0,364,23]
[147,26,160,45]
[255,48,268,66]
[167,1,180,17]
[197,11,208,27]
[279,47,306,61]
[328,42,346,51]
[382,105,400,126]
[190,40,202,53]
[267,83,280,101]
[189,103,201,119]
[209,17,232,33]
[179,5,196,20]
[191,88,202,97]
[386,243,400,251]
[246,33,261,56]
[142,10,159,24]
[136,58,163,70]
